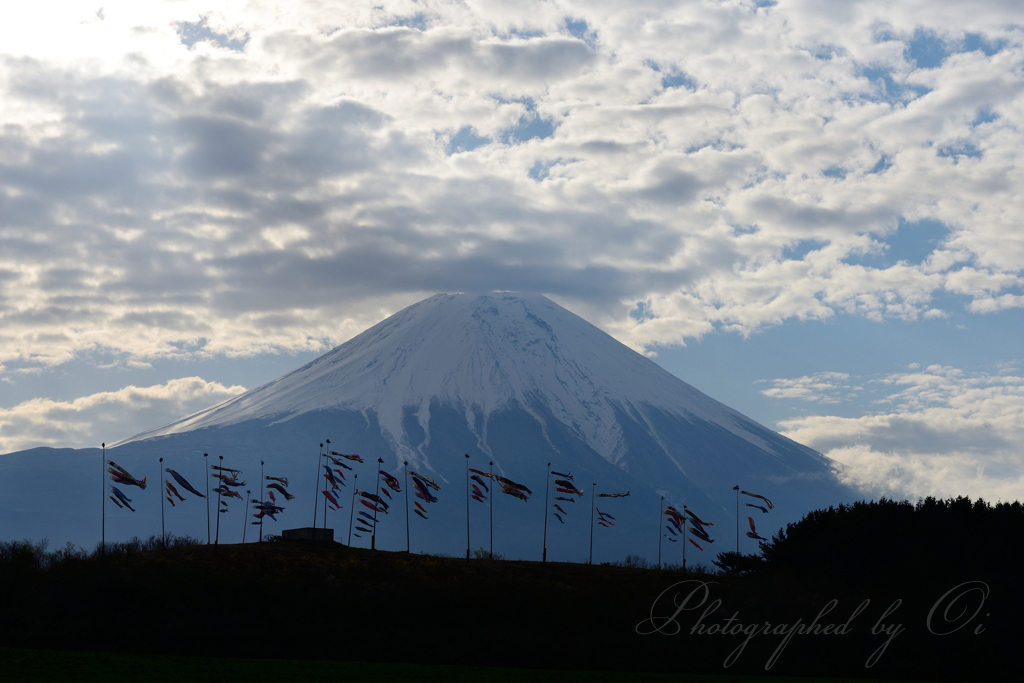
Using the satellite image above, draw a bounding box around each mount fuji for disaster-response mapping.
[1,293,858,562]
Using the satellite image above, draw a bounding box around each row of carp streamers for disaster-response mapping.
[211,464,245,518]
[741,489,773,542]
[356,467,399,537]
[107,460,147,512]
[409,469,441,522]
[595,488,631,528]
[110,456,298,533]
[357,467,443,537]
[551,470,582,524]
[469,468,534,505]
[255,475,292,525]
[663,505,711,550]
[320,450,444,538]
[322,451,360,512]
[109,460,211,515]
[323,451,373,536]
[111,453,773,549]
[165,468,206,508]
[660,489,774,552]
[334,452,382,538]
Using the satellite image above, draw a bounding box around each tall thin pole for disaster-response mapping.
[371,458,383,550]
[101,442,105,556]
[404,461,410,553]
[542,462,550,563]
[259,461,264,542]
[215,455,223,547]
[488,460,494,558]
[348,475,357,546]
[159,457,165,548]
[204,453,210,544]
[589,483,595,564]
[322,440,331,529]
[734,485,740,554]
[242,489,250,543]
[464,454,470,561]
[313,442,323,528]
[658,496,664,569]
[682,516,687,572]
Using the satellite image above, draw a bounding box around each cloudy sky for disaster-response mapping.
[2,1,1022,503]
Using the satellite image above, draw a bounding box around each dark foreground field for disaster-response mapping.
[0,529,1015,683]
[0,647,952,683]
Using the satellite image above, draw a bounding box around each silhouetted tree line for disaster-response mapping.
[699,497,1022,682]
[1,497,1019,681]
[713,496,1022,587]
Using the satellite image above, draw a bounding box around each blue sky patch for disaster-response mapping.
[503,116,556,144]
[906,30,949,69]
[630,301,657,321]
[446,126,490,154]
[508,27,545,39]
[528,160,554,181]
[859,66,931,104]
[783,239,829,260]
[963,33,1004,57]
[564,17,596,47]
[175,17,249,51]
[972,109,998,127]
[814,44,839,61]
[937,141,983,161]
[661,71,697,90]
[844,218,947,268]
[390,13,429,31]
[869,154,892,174]
[645,60,697,90]
[495,97,557,144]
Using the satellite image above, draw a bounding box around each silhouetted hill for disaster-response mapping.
[2,496,1019,683]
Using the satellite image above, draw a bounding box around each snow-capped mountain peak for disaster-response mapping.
[120,292,817,470]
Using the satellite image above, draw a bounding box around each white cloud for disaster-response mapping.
[0,377,246,453]
[0,0,1022,374]
[775,364,1024,501]
[759,371,855,403]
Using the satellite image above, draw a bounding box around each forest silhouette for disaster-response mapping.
[2,496,1018,682]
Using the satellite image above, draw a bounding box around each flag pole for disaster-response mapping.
[371,458,383,550]
[215,455,223,547]
[542,462,550,563]
[101,442,106,556]
[242,485,250,544]
[322,439,330,529]
[313,442,323,527]
[159,457,165,549]
[589,483,595,564]
[733,484,739,554]
[464,454,470,561]
[259,461,264,542]
[488,460,494,558]
[658,496,664,569]
[404,460,410,553]
[348,475,357,546]
[204,453,210,544]
[682,515,687,572]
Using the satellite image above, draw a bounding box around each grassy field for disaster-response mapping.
[0,538,1008,683]
[0,648,952,683]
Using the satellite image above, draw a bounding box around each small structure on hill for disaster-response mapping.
[283,527,334,542]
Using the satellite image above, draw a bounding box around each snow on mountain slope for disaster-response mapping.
[118,292,826,472]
